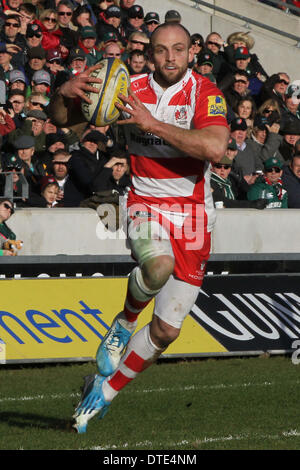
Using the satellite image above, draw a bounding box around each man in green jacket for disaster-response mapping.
[247,157,288,208]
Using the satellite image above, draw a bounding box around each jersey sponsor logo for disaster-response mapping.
[207,95,227,117]
[130,132,169,147]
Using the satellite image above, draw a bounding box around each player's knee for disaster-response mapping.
[142,255,174,291]
[150,315,180,349]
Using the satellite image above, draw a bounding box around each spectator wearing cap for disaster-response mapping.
[8,69,28,93]
[230,117,264,180]
[210,155,267,209]
[0,153,24,201]
[119,0,136,21]
[246,114,283,168]
[144,12,160,35]
[194,50,216,83]
[223,31,268,90]
[31,69,52,96]
[96,4,123,45]
[121,5,148,44]
[45,48,65,77]
[247,156,288,208]
[12,134,46,203]
[71,129,110,192]
[25,23,43,51]
[78,26,102,66]
[8,109,48,153]
[24,46,47,84]
[67,47,87,74]
[38,175,60,207]
[165,10,181,23]
[282,153,300,208]
[278,120,300,164]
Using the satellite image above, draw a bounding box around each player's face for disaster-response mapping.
[151,26,193,89]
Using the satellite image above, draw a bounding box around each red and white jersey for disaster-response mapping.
[124,69,228,232]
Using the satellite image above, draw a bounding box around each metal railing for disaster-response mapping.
[2,173,29,200]
[190,0,300,46]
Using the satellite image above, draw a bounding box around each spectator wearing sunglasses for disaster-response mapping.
[204,32,229,84]
[259,72,291,111]
[0,14,27,64]
[25,23,43,50]
[278,120,300,164]
[210,155,267,209]
[144,12,160,35]
[57,0,79,49]
[0,198,17,256]
[189,33,204,68]
[247,157,288,208]
[121,5,149,43]
[121,30,149,64]
[35,9,63,51]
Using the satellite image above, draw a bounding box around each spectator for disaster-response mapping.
[193,50,216,83]
[95,148,131,194]
[257,98,282,127]
[0,108,16,136]
[19,3,37,36]
[246,114,283,167]
[57,0,78,49]
[51,148,94,206]
[282,153,300,207]
[24,92,49,115]
[37,8,63,51]
[0,197,18,256]
[39,174,60,207]
[119,0,136,21]
[279,120,300,163]
[71,129,109,192]
[78,26,102,66]
[127,49,148,75]
[8,69,27,93]
[259,72,290,110]
[280,82,300,128]
[247,156,288,208]
[210,155,267,209]
[189,33,204,67]
[121,30,149,64]
[31,69,52,96]
[9,109,48,152]
[25,46,47,84]
[0,14,26,68]
[45,48,65,79]
[204,31,229,83]
[8,89,26,126]
[67,47,87,74]
[234,96,257,133]
[96,4,123,45]
[102,42,122,59]
[230,117,263,179]
[25,23,43,51]
[120,4,148,43]
[72,5,94,29]
[222,70,251,112]
[0,44,16,82]
[144,11,160,36]
[164,10,182,24]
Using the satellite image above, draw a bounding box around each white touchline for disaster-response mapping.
[1,379,299,403]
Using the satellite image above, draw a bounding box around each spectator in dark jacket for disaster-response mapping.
[282,154,300,207]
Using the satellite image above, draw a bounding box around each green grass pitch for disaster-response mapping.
[0,355,300,450]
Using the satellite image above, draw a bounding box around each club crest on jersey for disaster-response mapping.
[175,106,188,125]
[207,95,227,117]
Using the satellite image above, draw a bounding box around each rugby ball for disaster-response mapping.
[81,58,130,126]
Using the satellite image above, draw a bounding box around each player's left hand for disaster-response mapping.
[116,89,157,133]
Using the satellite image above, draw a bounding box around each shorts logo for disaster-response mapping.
[207,95,227,117]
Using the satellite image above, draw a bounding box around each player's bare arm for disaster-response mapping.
[116,90,229,163]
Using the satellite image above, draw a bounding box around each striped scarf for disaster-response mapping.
[211,173,235,199]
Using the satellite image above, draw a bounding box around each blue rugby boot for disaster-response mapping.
[73,374,110,433]
[96,312,137,377]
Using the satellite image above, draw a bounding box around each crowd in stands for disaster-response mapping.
[0,0,300,254]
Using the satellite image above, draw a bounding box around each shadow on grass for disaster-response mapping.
[0,411,75,433]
